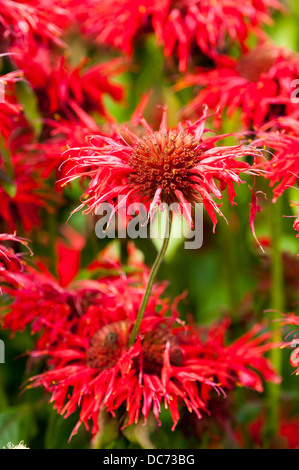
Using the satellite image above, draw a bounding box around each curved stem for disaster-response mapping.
[129,211,173,346]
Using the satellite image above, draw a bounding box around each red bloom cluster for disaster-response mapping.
[0,0,296,450]
[257,116,299,202]
[0,0,69,48]
[236,408,299,448]
[0,232,32,290]
[73,0,282,71]
[0,69,25,145]
[252,114,299,240]
[9,47,124,124]
[19,281,279,439]
[0,0,126,235]
[280,313,299,374]
[177,44,299,129]
[1,235,279,439]
[2,240,158,348]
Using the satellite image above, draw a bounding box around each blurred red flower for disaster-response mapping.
[10,43,125,124]
[0,0,69,47]
[0,69,27,145]
[2,240,170,349]
[256,114,299,202]
[0,232,32,292]
[177,44,299,129]
[73,0,282,71]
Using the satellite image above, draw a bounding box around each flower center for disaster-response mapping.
[86,320,182,374]
[86,320,131,371]
[140,327,183,374]
[236,47,278,82]
[128,130,203,203]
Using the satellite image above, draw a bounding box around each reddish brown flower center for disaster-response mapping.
[86,321,130,371]
[128,130,203,203]
[86,320,182,374]
[236,47,278,82]
[140,327,183,374]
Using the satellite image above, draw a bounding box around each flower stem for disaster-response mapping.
[266,197,284,439]
[129,211,173,346]
[219,193,240,318]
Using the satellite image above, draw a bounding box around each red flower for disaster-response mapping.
[0,0,69,47]
[256,115,299,202]
[235,408,299,448]
[196,318,281,392]
[0,69,28,146]
[0,232,32,292]
[2,241,169,349]
[178,44,299,128]
[73,0,282,71]
[280,312,299,374]
[0,152,54,232]
[10,42,125,124]
[23,311,279,439]
[60,106,263,231]
[18,118,102,182]
[251,114,299,243]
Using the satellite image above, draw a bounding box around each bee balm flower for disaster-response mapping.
[61,106,264,231]
[24,310,279,440]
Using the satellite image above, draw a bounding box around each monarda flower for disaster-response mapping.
[0,69,28,145]
[2,240,168,349]
[251,114,299,243]
[0,232,32,291]
[0,0,68,48]
[73,0,282,72]
[280,313,299,374]
[10,43,125,124]
[256,115,299,202]
[60,106,264,231]
[0,152,54,232]
[177,44,299,129]
[24,310,279,439]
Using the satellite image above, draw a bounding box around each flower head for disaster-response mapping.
[73,0,283,71]
[10,44,125,124]
[2,240,169,349]
[24,310,279,439]
[61,106,263,231]
[0,232,32,292]
[0,0,69,47]
[280,312,299,374]
[178,44,299,129]
[256,115,299,202]
[0,69,27,145]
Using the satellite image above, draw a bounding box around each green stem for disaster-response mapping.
[129,211,173,346]
[219,194,240,318]
[266,196,284,439]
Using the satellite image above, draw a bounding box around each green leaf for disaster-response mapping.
[44,407,89,449]
[92,409,120,449]
[16,81,42,138]
[122,416,156,449]
[0,406,36,448]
